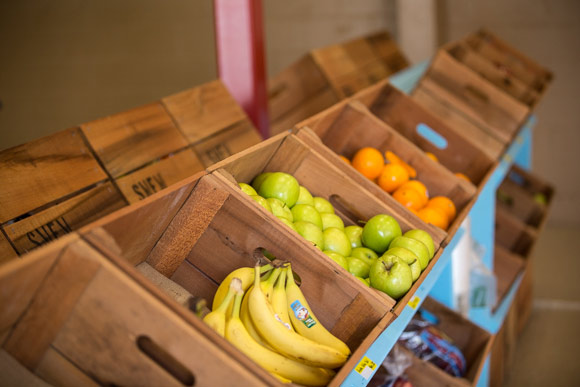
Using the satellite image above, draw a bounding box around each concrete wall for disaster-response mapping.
[439,0,580,226]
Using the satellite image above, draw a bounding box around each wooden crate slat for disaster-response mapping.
[0,128,109,223]
[81,102,189,178]
[493,245,526,312]
[365,31,410,73]
[341,37,390,84]
[0,231,18,265]
[115,149,203,204]
[3,182,126,255]
[419,51,530,144]
[411,82,506,160]
[162,80,258,144]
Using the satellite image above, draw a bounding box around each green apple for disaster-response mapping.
[250,195,272,213]
[296,186,314,206]
[323,250,349,270]
[322,227,352,257]
[382,249,420,282]
[369,258,413,299]
[238,182,257,196]
[344,225,363,249]
[389,236,429,271]
[251,172,272,192]
[278,217,297,232]
[267,198,293,221]
[321,213,344,230]
[534,192,547,205]
[361,214,402,254]
[355,276,370,287]
[291,204,323,229]
[313,197,334,214]
[294,221,324,250]
[346,256,370,278]
[351,247,378,267]
[403,229,435,259]
[258,172,300,208]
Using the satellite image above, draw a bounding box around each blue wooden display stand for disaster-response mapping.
[340,62,533,387]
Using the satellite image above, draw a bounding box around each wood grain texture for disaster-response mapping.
[0,231,17,264]
[50,244,270,387]
[342,37,389,84]
[192,119,262,168]
[515,258,533,336]
[146,174,230,278]
[0,128,109,223]
[411,83,505,160]
[81,102,189,178]
[312,44,373,99]
[495,206,537,257]
[422,51,530,143]
[447,43,539,107]
[35,347,99,387]
[268,54,334,123]
[115,148,203,204]
[0,349,52,387]
[365,30,410,73]
[80,172,202,267]
[369,82,495,185]
[3,238,100,370]
[162,80,250,144]
[465,29,553,91]
[4,182,126,255]
[493,245,526,312]
[0,235,73,334]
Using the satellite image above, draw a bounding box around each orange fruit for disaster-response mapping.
[426,196,457,222]
[393,186,424,211]
[417,206,449,230]
[425,152,438,162]
[378,164,409,193]
[352,147,384,180]
[339,155,350,165]
[455,172,471,183]
[385,151,417,178]
[399,180,429,207]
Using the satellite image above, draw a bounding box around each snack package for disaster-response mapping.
[399,313,467,378]
[369,346,413,387]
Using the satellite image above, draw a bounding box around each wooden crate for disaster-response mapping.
[208,131,445,317]
[0,128,127,257]
[78,171,394,386]
[463,29,553,98]
[268,30,409,136]
[294,100,477,244]
[0,80,262,260]
[411,50,531,160]
[371,297,493,386]
[0,233,274,386]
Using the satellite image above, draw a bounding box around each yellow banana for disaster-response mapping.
[203,278,241,336]
[240,285,273,348]
[270,372,292,384]
[212,264,272,314]
[271,268,293,330]
[248,265,348,369]
[225,289,335,386]
[261,267,282,303]
[285,266,351,356]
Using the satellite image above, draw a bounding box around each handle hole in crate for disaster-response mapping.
[416,124,448,150]
[136,335,195,386]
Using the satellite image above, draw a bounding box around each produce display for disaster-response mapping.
[239,171,436,300]
[203,263,348,386]
[345,147,457,230]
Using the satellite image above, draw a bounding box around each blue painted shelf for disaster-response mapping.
[339,61,534,387]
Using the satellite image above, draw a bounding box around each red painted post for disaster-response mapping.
[213,0,270,139]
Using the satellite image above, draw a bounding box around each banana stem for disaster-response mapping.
[231,291,244,320]
[216,278,242,314]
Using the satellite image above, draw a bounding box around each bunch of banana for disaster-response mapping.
[204,263,351,386]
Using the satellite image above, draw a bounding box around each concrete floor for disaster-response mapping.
[504,226,580,386]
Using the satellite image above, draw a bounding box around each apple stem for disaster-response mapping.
[382,261,394,271]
